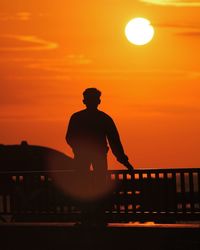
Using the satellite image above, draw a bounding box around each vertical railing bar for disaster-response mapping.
[131,172,136,214]
[44,174,49,213]
[198,171,200,210]
[189,171,194,212]
[146,171,152,213]
[164,172,168,214]
[116,172,121,214]
[139,171,144,214]
[155,172,160,213]
[180,171,186,213]
[108,172,113,214]
[10,174,15,215]
[15,174,20,215]
[173,171,177,214]
[122,172,128,214]
[111,171,117,215]
[3,194,7,214]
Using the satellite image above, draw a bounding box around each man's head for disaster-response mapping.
[83,88,101,110]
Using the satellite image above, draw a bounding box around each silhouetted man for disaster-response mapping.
[66,88,133,225]
[66,88,133,175]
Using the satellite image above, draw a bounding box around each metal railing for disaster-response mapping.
[0,168,199,223]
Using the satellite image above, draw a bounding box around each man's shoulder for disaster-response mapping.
[70,110,86,119]
[70,109,113,121]
[98,110,113,121]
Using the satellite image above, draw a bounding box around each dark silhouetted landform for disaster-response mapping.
[0,140,73,172]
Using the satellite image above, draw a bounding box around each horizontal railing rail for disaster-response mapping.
[0,168,199,223]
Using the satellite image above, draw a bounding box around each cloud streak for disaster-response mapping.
[25,55,92,72]
[140,0,200,7]
[0,12,32,21]
[0,35,58,51]
[132,103,200,116]
[152,22,200,37]
[175,31,200,36]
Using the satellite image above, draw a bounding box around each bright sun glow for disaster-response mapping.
[125,17,155,46]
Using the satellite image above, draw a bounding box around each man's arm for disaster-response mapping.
[66,115,76,148]
[106,117,134,171]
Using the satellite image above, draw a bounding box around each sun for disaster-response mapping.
[125,17,155,46]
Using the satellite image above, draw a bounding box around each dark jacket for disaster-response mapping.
[66,109,128,163]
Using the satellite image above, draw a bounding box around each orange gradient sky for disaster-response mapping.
[0,0,200,168]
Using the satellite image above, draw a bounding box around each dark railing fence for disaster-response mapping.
[0,168,199,223]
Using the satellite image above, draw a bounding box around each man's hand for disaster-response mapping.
[123,161,134,172]
[117,155,134,172]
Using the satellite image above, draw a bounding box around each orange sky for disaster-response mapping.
[0,0,200,169]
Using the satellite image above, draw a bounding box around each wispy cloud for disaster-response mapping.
[154,22,200,29]
[0,35,58,51]
[0,12,31,21]
[0,54,92,81]
[175,31,200,36]
[16,12,31,21]
[140,0,200,7]
[132,103,200,116]
[1,63,200,81]
[26,55,92,72]
[152,22,200,37]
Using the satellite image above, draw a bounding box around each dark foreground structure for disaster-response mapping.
[0,142,200,250]
[0,223,200,250]
[0,142,200,223]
